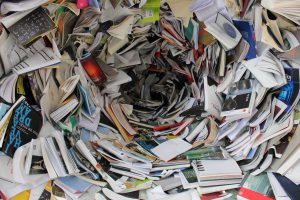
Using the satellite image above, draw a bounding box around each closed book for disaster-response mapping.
[1,97,42,157]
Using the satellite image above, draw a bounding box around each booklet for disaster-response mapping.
[221,79,256,118]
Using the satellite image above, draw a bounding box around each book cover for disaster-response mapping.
[7,7,55,47]
[1,98,43,157]
[276,68,300,122]
[273,173,300,200]
[221,79,255,116]
[233,20,256,59]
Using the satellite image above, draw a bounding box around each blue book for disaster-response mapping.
[274,173,300,200]
[78,84,95,116]
[57,176,92,194]
[233,20,256,60]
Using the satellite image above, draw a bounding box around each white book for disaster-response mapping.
[151,138,192,162]
[240,143,268,172]
[251,153,273,176]
[226,130,250,150]
[277,145,300,175]
[110,163,150,175]
[192,159,242,181]
[0,35,46,74]
[205,14,242,51]
[198,179,242,187]
[197,184,240,195]
[150,163,191,172]
[52,131,79,175]
[24,140,34,175]
[227,116,252,141]
[45,137,68,177]
[285,159,300,185]
[242,52,286,88]
[109,167,145,180]
[97,140,129,160]
[40,137,57,179]
[249,100,271,127]
[261,0,300,25]
[186,119,207,142]
[203,76,222,120]
[50,98,79,123]
[229,138,252,158]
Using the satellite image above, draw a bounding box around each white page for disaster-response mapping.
[13,47,60,75]
[190,0,230,24]
[0,0,48,14]
[0,8,35,28]
[0,154,14,182]
[285,160,300,185]
[151,138,192,162]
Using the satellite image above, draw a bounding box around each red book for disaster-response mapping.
[153,122,184,132]
[201,192,224,200]
[80,55,106,86]
[238,187,275,200]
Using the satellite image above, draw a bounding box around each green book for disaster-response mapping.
[139,0,160,23]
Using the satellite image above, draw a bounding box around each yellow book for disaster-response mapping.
[11,190,30,200]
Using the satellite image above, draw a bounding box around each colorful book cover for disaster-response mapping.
[1,98,43,157]
[7,7,55,47]
[276,68,300,122]
[233,20,256,59]
[139,0,160,23]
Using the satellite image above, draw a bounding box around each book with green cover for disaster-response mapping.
[139,0,160,23]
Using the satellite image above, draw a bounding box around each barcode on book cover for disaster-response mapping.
[192,160,204,171]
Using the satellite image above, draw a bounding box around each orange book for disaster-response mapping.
[198,22,216,46]
[106,104,133,143]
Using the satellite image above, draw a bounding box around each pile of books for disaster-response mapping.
[0,0,300,199]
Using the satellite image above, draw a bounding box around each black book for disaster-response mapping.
[7,7,55,47]
[1,97,43,157]
[273,173,300,200]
